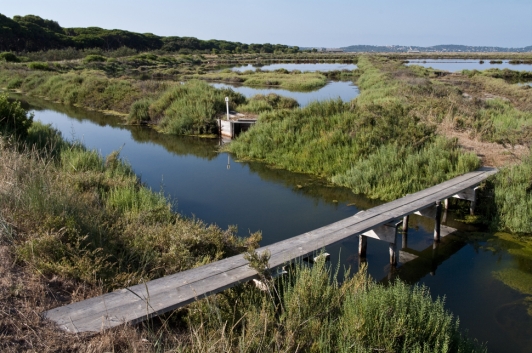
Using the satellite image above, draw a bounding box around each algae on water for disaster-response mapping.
[491,232,532,316]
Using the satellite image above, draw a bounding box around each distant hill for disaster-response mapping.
[0,13,299,54]
[341,44,532,53]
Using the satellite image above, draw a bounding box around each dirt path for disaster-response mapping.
[437,122,529,167]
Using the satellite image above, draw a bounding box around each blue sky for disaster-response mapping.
[2,0,531,48]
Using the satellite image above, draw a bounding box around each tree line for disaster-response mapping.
[0,13,300,54]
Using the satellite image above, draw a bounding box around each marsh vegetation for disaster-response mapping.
[2,20,532,350]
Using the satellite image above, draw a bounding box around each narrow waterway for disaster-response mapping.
[211,81,359,107]
[13,94,532,353]
[405,59,532,72]
[230,62,358,72]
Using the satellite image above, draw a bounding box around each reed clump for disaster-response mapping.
[180,260,484,352]
[237,93,299,113]
[134,80,246,135]
[186,70,328,91]
[0,93,33,139]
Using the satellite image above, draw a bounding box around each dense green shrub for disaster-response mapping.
[479,151,532,233]
[0,52,20,62]
[127,98,152,124]
[6,78,23,89]
[148,80,245,135]
[83,54,107,63]
[184,261,484,352]
[27,61,51,71]
[0,93,33,138]
[237,93,299,113]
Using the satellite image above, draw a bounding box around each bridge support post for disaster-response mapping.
[362,221,400,266]
[389,243,396,266]
[434,201,442,243]
[470,188,478,215]
[450,186,479,215]
[401,215,409,249]
[359,235,367,258]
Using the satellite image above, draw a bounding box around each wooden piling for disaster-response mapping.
[359,235,367,258]
[402,215,409,232]
[389,242,396,266]
[470,187,477,215]
[434,201,442,243]
[401,215,409,249]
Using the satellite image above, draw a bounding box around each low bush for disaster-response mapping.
[183,260,484,352]
[127,98,152,124]
[83,54,107,63]
[27,62,52,71]
[148,80,245,135]
[237,93,299,113]
[0,52,21,62]
[0,93,33,139]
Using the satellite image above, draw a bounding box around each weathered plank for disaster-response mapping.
[43,167,497,333]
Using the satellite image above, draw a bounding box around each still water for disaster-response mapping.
[231,62,357,72]
[14,94,532,353]
[406,59,532,72]
[211,81,360,107]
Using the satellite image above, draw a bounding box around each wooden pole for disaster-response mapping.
[401,215,409,249]
[358,235,367,258]
[389,242,396,266]
[434,201,442,243]
[402,215,409,232]
[470,187,477,215]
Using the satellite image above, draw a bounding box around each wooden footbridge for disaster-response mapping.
[43,167,497,333]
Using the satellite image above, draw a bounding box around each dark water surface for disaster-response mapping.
[14,95,532,353]
[211,81,359,107]
[406,59,532,72]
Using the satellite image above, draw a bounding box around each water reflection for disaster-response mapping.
[211,81,359,107]
[406,59,532,72]
[231,63,357,72]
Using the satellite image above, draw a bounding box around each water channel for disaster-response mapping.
[8,60,532,351]
[405,59,532,72]
[230,62,358,72]
[211,81,359,107]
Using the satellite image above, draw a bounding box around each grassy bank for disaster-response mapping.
[0,64,304,136]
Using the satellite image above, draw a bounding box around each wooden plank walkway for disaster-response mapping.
[43,167,497,333]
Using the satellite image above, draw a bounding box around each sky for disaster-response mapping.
[2,0,531,48]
